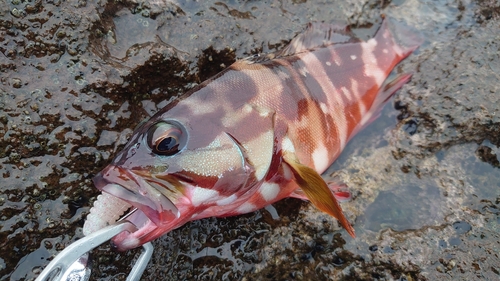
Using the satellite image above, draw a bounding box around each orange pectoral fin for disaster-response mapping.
[284,158,356,238]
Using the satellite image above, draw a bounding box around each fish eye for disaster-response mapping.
[147,121,187,156]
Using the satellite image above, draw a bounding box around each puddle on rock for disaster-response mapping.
[360,184,443,232]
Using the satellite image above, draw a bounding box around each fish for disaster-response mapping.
[83,18,421,251]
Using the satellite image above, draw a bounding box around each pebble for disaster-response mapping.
[12,78,22,88]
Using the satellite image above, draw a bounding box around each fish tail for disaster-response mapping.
[380,16,423,60]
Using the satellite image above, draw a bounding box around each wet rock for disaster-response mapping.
[1,0,500,280]
[476,144,500,168]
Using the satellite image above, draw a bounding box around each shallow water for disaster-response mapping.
[1,0,499,280]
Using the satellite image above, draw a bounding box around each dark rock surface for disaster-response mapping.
[1,0,499,280]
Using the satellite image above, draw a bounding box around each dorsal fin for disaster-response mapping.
[277,21,359,56]
[242,21,359,64]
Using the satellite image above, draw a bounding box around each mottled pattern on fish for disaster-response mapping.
[84,18,420,251]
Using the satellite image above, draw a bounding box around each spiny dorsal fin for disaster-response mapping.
[277,21,359,57]
[242,21,359,64]
[284,156,356,238]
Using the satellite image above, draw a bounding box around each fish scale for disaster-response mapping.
[84,18,421,251]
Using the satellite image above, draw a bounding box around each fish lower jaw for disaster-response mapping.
[82,191,159,251]
[111,218,158,251]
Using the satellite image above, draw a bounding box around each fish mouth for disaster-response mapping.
[83,166,181,251]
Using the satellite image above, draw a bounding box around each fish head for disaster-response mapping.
[87,111,261,251]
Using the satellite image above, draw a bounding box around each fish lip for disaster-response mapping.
[92,166,180,250]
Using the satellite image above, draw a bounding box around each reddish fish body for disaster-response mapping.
[84,19,420,251]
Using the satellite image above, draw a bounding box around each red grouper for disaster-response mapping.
[83,18,421,251]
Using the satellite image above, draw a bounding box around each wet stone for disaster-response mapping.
[383,246,395,254]
[10,7,25,18]
[476,145,500,167]
[452,221,472,234]
[11,78,22,88]
[1,0,500,280]
[448,237,462,247]
[438,239,447,248]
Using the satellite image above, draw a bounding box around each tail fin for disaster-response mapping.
[381,17,424,59]
[354,73,413,137]
[349,19,421,140]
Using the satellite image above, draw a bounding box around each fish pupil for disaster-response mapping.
[157,137,179,153]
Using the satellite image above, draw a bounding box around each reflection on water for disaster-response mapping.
[360,184,442,232]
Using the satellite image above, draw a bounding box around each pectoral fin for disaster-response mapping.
[284,157,355,238]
